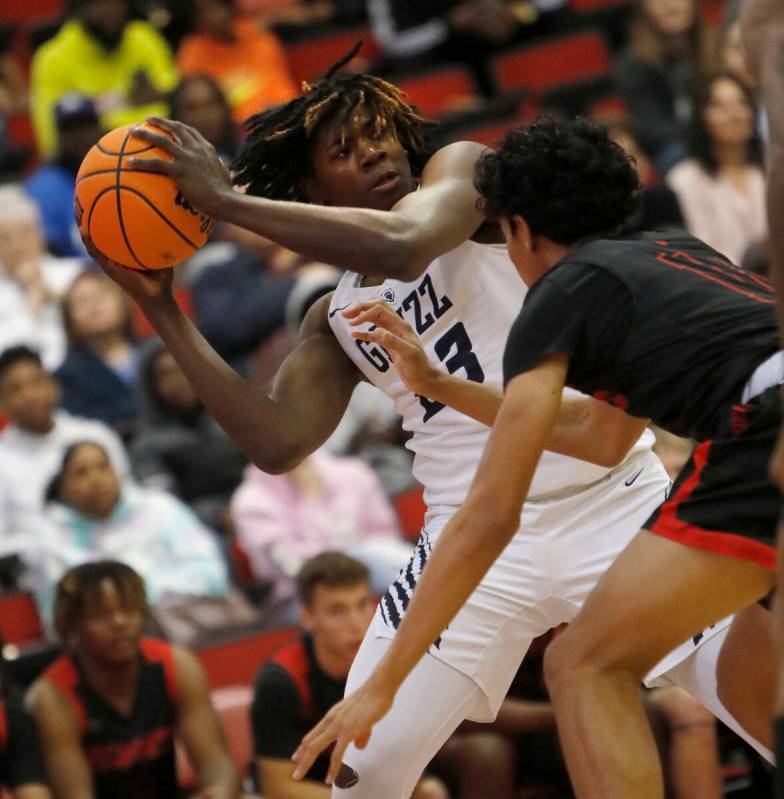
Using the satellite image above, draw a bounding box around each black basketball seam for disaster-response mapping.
[118,185,200,250]
[116,131,147,269]
[96,140,155,157]
[77,167,163,183]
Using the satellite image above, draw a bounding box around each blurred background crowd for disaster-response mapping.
[0,0,774,795]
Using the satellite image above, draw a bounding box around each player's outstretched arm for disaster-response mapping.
[292,355,568,783]
[92,244,361,474]
[128,119,488,281]
[348,300,647,466]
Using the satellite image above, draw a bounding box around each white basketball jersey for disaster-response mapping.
[328,239,653,512]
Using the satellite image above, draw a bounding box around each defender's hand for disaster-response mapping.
[82,234,175,306]
[345,300,441,397]
[291,678,394,785]
[127,117,234,219]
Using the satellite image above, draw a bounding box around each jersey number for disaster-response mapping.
[418,322,485,422]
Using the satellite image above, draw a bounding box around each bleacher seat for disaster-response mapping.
[492,29,611,100]
[392,485,426,542]
[0,592,43,646]
[284,27,379,85]
[395,66,479,118]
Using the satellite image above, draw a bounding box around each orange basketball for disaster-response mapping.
[75,122,215,270]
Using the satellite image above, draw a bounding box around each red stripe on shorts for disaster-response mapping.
[649,441,776,571]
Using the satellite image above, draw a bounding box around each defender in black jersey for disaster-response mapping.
[27,562,240,799]
[290,119,778,799]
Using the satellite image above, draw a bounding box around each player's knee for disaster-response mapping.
[543,628,592,695]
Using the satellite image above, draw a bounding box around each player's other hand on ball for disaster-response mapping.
[291,677,394,786]
[82,234,174,305]
[128,117,233,219]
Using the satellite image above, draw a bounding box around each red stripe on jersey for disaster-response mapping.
[271,640,313,718]
[649,441,776,571]
[140,639,178,704]
[42,656,88,733]
[86,725,172,772]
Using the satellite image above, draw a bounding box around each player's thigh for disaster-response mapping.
[546,529,775,681]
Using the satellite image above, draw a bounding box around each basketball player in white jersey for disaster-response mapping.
[94,65,773,795]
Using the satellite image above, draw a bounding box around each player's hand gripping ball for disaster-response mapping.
[74,122,215,270]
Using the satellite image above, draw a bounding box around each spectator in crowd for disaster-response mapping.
[231,448,410,621]
[27,561,241,799]
[30,0,178,158]
[25,94,102,259]
[169,75,237,160]
[251,553,447,798]
[667,72,766,264]
[607,121,685,233]
[368,0,525,98]
[718,17,755,91]
[0,657,51,799]
[0,345,128,543]
[0,187,84,370]
[0,25,30,179]
[176,0,298,126]
[190,241,295,373]
[56,270,140,438]
[30,440,230,627]
[613,0,715,172]
[131,339,247,531]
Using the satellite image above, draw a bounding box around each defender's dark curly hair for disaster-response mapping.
[475,117,642,246]
[231,45,438,201]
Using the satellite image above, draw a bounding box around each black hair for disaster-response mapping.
[475,117,642,245]
[53,561,148,642]
[296,551,369,607]
[45,440,109,505]
[0,346,42,384]
[231,45,438,201]
[688,72,762,174]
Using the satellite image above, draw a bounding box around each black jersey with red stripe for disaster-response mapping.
[503,230,779,440]
[251,635,345,783]
[0,688,47,789]
[43,638,180,799]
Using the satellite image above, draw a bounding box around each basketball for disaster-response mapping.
[74,122,215,270]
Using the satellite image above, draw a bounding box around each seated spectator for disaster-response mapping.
[0,664,51,799]
[251,553,446,798]
[0,346,128,543]
[0,26,29,180]
[190,241,294,372]
[176,0,298,125]
[231,448,410,621]
[0,187,84,370]
[33,440,230,625]
[56,270,141,438]
[25,95,102,258]
[613,0,715,172]
[667,72,766,264]
[132,340,247,531]
[607,121,685,233]
[27,561,241,799]
[169,75,237,160]
[30,0,178,159]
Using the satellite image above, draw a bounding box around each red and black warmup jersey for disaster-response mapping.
[43,638,180,799]
[251,635,345,784]
[503,230,778,441]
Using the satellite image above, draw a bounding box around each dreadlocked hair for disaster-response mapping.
[232,44,438,201]
[53,561,148,642]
